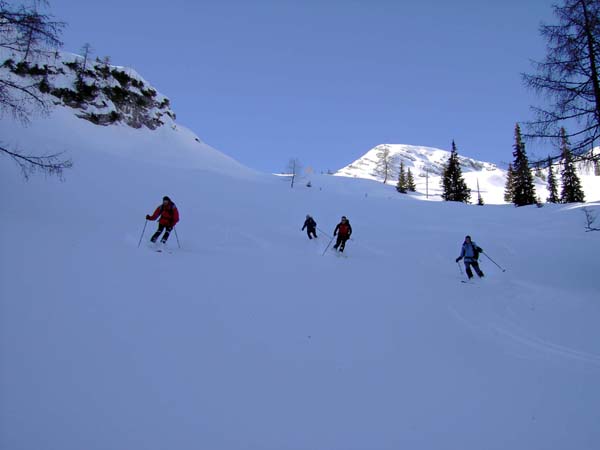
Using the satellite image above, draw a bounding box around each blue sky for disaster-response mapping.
[49,0,556,172]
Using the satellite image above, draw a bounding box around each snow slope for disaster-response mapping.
[337,143,600,204]
[1,105,600,450]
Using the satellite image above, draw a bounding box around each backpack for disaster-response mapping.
[160,202,176,214]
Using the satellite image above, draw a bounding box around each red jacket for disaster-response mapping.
[334,221,352,238]
[148,202,179,227]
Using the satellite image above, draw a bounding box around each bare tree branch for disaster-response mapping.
[523,0,600,163]
[0,143,72,180]
[0,1,70,179]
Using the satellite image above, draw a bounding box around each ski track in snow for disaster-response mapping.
[448,295,600,369]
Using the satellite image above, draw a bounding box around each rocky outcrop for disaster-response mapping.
[2,54,175,130]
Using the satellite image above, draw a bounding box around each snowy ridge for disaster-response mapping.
[337,143,498,179]
[336,143,600,203]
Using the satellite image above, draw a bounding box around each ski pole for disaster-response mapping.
[482,252,506,272]
[137,220,148,248]
[322,235,335,256]
[174,227,181,249]
[456,261,464,276]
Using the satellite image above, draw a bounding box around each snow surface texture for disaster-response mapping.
[336,143,600,204]
[2,100,600,449]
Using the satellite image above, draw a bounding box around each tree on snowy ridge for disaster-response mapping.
[546,156,560,203]
[0,0,71,179]
[504,163,515,203]
[406,167,416,192]
[441,140,471,203]
[523,0,600,165]
[559,128,586,202]
[286,158,302,188]
[396,160,407,193]
[374,144,394,184]
[511,124,537,206]
[79,42,92,73]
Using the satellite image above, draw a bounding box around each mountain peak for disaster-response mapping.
[336,143,498,182]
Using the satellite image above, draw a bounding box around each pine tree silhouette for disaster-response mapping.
[511,124,537,206]
[504,163,514,203]
[546,156,559,203]
[406,167,416,192]
[396,161,407,193]
[559,128,585,203]
[441,140,471,203]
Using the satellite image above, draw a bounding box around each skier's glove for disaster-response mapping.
[455,257,461,263]
[146,215,151,220]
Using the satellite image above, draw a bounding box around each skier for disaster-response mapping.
[302,214,318,239]
[455,235,484,279]
[332,216,352,252]
[146,196,179,244]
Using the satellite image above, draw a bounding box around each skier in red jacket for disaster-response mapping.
[146,196,179,244]
[333,216,352,252]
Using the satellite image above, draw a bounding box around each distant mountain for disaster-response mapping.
[335,143,600,204]
[336,144,498,179]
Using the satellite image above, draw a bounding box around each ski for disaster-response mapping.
[147,241,172,253]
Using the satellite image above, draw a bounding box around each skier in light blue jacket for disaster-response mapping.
[456,235,484,279]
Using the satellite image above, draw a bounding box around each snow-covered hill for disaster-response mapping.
[336,143,600,203]
[2,55,600,450]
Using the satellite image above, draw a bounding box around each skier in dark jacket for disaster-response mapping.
[456,235,484,279]
[146,196,179,244]
[302,214,318,239]
[333,216,352,252]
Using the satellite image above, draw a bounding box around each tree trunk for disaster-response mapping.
[581,0,600,126]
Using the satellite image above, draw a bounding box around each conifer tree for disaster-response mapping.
[396,160,407,193]
[511,124,537,206]
[546,156,559,203]
[441,140,471,203]
[559,128,585,203]
[406,167,416,192]
[504,163,515,203]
